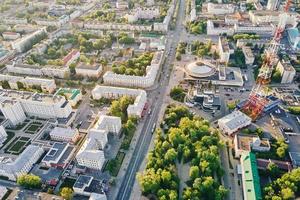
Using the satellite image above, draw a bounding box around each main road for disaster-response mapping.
[116,0,186,199]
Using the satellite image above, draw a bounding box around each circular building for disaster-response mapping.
[185,61,216,78]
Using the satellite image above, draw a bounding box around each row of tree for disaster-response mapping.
[138,104,228,199]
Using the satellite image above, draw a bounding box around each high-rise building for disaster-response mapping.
[266,0,280,10]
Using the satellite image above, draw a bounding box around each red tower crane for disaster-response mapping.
[241,0,292,120]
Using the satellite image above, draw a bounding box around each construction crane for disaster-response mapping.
[241,0,292,120]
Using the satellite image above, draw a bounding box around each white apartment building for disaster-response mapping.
[0,145,44,181]
[218,36,234,63]
[218,111,252,135]
[103,51,164,88]
[267,0,280,10]
[0,89,72,122]
[0,126,7,147]
[50,127,80,143]
[206,3,235,15]
[116,1,128,10]
[236,39,269,48]
[6,62,69,79]
[11,27,47,53]
[0,100,26,126]
[249,10,299,27]
[207,20,234,36]
[126,7,160,23]
[83,22,152,32]
[13,24,39,33]
[0,74,57,93]
[94,115,122,136]
[2,18,27,25]
[276,60,296,84]
[242,47,255,65]
[75,63,102,78]
[76,114,121,170]
[92,86,147,118]
[234,23,276,36]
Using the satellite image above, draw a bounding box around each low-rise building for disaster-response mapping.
[218,36,234,63]
[234,134,270,158]
[75,63,102,78]
[49,127,80,143]
[54,88,82,107]
[218,111,252,135]
[92,86,147,118]
[242,46,255,65]
[0,145,44,181]
[276,60,296,84]
[42,142,75,169]
[73,175,106,197]
[2,32,20,40]
[240,152,262,200]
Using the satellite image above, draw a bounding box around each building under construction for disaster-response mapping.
[241,0,295,120]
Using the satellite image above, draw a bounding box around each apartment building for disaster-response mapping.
[207,20,235,36]
[126,7,160,23]
[6,62,69,78]
[2,18,28,25]
[0,74,57,93]
[267,0,280,10]
[54,88,82,107]
[287,27,300,51]
[103,51,164,88]
[0,89,72,125]
[276,60,296,84]
[76,115,121,170]
[218,36,233,63]
[11,27,47,53]
[0,145,44,181]
[242,46,255,65]
[75,63,102,78]
[92,86,147,118]
[0,126,7,147]
[63,49,80,67]
[206,3,235,15]
[0,100,26,126]
[234,23,276,36]
[49,127,80,143]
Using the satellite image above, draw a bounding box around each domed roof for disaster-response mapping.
[186,61,216,78]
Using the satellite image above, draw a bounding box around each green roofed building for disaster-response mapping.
[55,88,82,107]
[240,152,262,200]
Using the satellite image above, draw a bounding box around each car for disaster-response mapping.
[225,93,230,96]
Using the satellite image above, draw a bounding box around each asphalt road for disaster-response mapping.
[115,0,186,199]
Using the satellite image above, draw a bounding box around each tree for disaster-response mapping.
[170,86,185,102]
[189,166,199,180]
[17,81,25,90]
[272,70,282,83]
[60,187,73,200]
[17,174,41,188]
[267,162,280,179]
[1,80,10,89]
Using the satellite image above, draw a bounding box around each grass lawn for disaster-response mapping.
[5,136,20,152]
[9,141,26,152]
[19,137,30,141]
[26,124,41,132]
[105,151,126,177]
[60,177,76,189]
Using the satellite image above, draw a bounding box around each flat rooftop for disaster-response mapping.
[42,142,74,164]
[236,134,270,151]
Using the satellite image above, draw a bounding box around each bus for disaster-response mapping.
[297,116,300,124]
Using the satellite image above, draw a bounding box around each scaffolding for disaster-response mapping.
[241,0,292,120]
